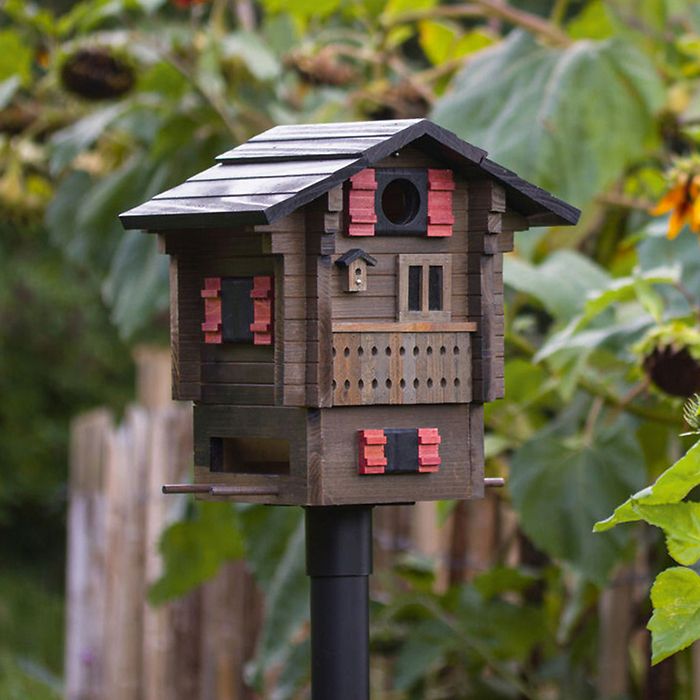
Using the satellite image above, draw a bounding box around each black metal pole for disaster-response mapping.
[305,505,373,700]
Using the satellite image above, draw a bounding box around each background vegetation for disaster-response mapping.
[2,0,700,697]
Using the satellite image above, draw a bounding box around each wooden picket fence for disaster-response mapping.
[65,346,670,699]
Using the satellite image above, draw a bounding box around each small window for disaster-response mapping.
[408,266,422,311]
[201,275,273,345]
[397,254,451,321]
[428,266,443,310]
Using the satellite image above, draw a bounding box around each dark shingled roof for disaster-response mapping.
[120,119,580,231]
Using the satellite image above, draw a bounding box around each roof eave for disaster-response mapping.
[119,208,270,232]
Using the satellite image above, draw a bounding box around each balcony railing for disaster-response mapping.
[331,321,475,406]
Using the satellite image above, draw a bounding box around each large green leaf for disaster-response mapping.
[648,567,700,664]
[149,502,245,604]
[103,231,169,340]
[594,440,700,531]
[510,421,646,584]
[633,503,700,565]
[240,506,309,691]
[533,267,679,362]
[504,250,610,321]
[0,29,33,85]
[573,267,679,332]
[432,31,664,206]
[393,618,451,690]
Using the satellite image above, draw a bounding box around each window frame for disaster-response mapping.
[397,253,452,322]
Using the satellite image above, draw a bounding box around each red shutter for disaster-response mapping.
[249,275,273,345]
[201,277,222,344]
[347,169,377,236]
[417,427,441,472]
[358,429,387,475]
[427,169,454,237]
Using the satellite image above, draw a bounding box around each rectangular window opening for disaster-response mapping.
[210,437,290,475]
[221,277,254,343]
[428,265,443,311]
[408,265,422,311]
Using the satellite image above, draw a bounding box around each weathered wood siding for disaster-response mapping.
[164,230,276,406]
[313,404,482,505]
[466,180,524,402]
[331,147,472,326]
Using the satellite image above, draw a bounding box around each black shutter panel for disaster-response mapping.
[221,277,254,343]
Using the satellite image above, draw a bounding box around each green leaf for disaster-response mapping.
[567,1,615,39]
[648,567,700,664]
[149,502,245,604]
[458,587,548,661]
[49,104,125,174]
[393,618,450,690]
[633,503,700,565]
[382,0,436,21]
[0,30,33,85]
[510,421,646,584]
[103,231,169,339]
[535,316,651,362]
[572,266,679,332]
[221,32,281,81]
[473,566,539,600]
[432,31,664,206]
[240,507,309,689]
[262,0,341,21]
[594,440,700,531]
[504,250,610,321]
[418,20,458,65]
[0,76,20,111]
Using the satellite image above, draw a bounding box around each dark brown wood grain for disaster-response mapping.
[318,404,476,505]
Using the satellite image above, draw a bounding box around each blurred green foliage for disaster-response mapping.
[3,0,700,696]
[0,573,64,699]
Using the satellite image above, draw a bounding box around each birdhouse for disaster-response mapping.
[120,119,579,506]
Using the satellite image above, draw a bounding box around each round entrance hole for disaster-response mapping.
[381,178,420,225]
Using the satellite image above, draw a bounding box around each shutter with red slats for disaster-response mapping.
[347,169,377,236]
[358,429,387,475]
[427,169,455,237]
[201,277,222,344]
[249,275,274,345]
[417,427,441,472]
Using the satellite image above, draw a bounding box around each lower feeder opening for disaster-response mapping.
[210,437,290,475]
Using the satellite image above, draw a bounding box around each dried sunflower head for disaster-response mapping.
[60,48,135,101]
[635,321,700,398]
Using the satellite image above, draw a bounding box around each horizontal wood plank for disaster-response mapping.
[333,321,476,333]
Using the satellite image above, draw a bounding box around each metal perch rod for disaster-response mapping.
[162,484,280,496]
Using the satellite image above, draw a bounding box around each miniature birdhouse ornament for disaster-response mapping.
[120,119,579,506]
[335,249,376,292]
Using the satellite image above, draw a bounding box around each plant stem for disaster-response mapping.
[383,1,571,46]
[505,331,680,426]
[549,0,570,25]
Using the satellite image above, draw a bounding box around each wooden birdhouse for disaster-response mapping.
[120,119,579,506]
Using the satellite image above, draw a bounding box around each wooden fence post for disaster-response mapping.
[65,409,112,700]
[103,406,150,700]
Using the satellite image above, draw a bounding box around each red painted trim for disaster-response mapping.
[427,169,454,237]
[201,277,222,344]
[417,427,441,472]
[250,275,273,345]
[358,429,387,474]
[348,169,377,236]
